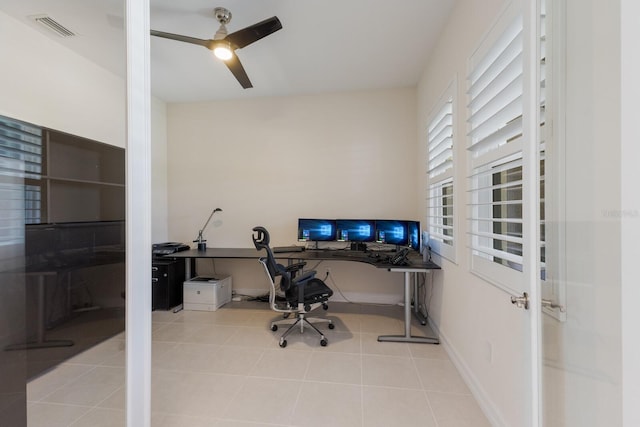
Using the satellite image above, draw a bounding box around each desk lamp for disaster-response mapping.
[194,208,222,251]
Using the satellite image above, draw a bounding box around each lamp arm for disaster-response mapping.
[195,208,222,242]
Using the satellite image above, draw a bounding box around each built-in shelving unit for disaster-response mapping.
[27,129,125,224]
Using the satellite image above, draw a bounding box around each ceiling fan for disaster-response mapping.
[151,7,282,89]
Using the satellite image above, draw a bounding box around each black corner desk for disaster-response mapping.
[168,247,441,344]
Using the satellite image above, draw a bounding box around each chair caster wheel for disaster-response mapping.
[323,303,328,310]
[328,323,335,329]
[279,339,287,348]
[271,325,278,331]
[320,339,327,347]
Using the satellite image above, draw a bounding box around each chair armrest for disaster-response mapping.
[292,270,316,285]
[285,262,307,280]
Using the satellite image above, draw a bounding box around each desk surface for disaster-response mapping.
[168,247,440,271]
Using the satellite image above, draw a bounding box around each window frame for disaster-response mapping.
[426,80,457,262]
[466,0,536,294]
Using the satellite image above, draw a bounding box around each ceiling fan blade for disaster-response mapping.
[226,16,282,49]
[150,30,210,48]
[224,53,253,89]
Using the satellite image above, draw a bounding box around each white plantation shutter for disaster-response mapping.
[427,84,455,261]
[467,4,528,292]
[539,4,547,280]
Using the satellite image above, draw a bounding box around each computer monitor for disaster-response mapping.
[374,220,409,246]
[336,219,375,242]
[297,218,337,242]
[407,220,420,251]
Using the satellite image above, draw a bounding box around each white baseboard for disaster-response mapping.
[232,288,402,306]
[428,318,506,427]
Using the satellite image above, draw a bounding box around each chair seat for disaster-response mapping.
[285,277,333,308]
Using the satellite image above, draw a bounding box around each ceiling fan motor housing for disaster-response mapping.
[214,7,232,25]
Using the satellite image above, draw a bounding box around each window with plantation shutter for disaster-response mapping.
[427,82,455,261]
[467,5,527,292]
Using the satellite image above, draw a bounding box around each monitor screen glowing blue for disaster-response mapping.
[336,219,375,242]
[374,220,409,246]
[297,218,337,242]
[407,220,420,251]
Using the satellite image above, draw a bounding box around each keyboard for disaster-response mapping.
[273,245,305,253]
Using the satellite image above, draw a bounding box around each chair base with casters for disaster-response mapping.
[253,226,334,348]
[270,304,334,348]
[258,257,335,347]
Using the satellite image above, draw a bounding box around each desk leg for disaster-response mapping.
[377,271,438,344]
[413,272,427,326]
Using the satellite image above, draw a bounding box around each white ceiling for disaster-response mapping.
[0,0,455,103]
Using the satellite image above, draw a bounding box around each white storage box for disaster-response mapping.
[183,275,232,311]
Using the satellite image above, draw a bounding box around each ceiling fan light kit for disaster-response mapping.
[151,6,282,89]
[213,41,232,61]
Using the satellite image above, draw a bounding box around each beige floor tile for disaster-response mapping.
[362,354,422,389]
[27,363,94,402]
[151,413,216,427]
[292,382,362,427]
[97,386,124,410]
[225,326,281,348]
[362,386,437,427]
[152,371,246,418]
[223,377,302,424]
[214,419,288,427]
[65,338,125,366]
[427,391,492,427]
[359,314,404,334]
[40,366,124,406]
[361,332,411,357]
[182,323,241,345]
[414,358,471,394]
[179,308,255,326]
[153,342,222,372]
[27,402,91,427]
[27,301,491,427]
[69,407,125,427]
[326,312,361,332]
[249,348,313,380]
[304,352,362,385]
[152,322,209,342]
[205,345,265,375]
[315,331,361,354]
[408,342,449,359]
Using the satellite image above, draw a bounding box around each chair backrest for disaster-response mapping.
[252,226,277,278]
[252,226,291,291]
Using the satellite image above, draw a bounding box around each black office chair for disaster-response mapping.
[252,226,334,347]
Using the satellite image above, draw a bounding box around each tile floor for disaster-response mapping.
[27,301,491,427]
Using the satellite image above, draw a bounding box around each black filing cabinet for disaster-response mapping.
[151,258,185,310]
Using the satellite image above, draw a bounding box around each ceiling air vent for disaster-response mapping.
[30,14,76,37]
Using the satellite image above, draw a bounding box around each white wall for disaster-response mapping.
[151,98,169,241]
[0,11,125,148]
[166,88,418,301]
[416,0,535,426]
